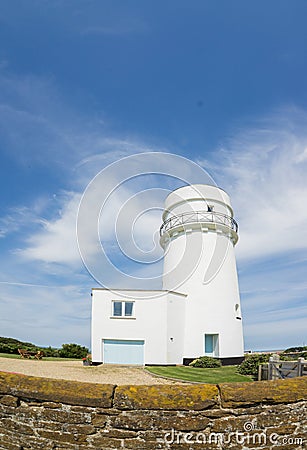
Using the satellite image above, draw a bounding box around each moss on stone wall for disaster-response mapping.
[0,371,306,449]
[0,371,115,407]
[1,371,306,409]
[114,384,218,410]
[219,377,307,408]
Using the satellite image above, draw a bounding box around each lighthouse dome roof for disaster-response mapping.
[163,184,233,221]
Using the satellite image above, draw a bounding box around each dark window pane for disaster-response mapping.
[113,302,122,316]
[125,302,134,316]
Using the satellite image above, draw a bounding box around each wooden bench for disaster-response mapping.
[18,348,31,358]
[34,350,44,360]
[18,348,44,359]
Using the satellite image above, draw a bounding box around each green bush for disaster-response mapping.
[0,337,37,354]
[41,346,60,357]
[237,354,270,378]
[0,343,19,354]
[0,337,88,359]
[281,347,307,359]
[58,343,89,359]
[189,356,221,368]
[0,337,50,356]
[283,346,307,353]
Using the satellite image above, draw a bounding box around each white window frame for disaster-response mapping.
[204,333,219,357]
[111,300,135,319]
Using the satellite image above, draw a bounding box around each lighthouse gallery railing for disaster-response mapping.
[160,210,238,236]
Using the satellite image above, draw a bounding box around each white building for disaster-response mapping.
[91,184,244,365]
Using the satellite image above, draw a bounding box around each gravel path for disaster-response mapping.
[0,357,182,385]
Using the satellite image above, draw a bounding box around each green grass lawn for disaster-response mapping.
[0,353,26,359]
[0,353,80,361]
[146,365,252,383]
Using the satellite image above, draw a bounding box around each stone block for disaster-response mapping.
[36,428,88,444]
[211,416,259,432]
[0,417,34,436]
[64,423,96,434]
[91,413,108,427]
[99,428,138,438]
[88,434,123,448]
[114,384,218,410]
[41,407,90,424]
[219,377,307,408]
[110,412,210,431]
[163,443,219,450]
[122,438,164,449]
[0,429,54,449]
[0,436,23,450]
[0,371,115,407]
[0,395,19,407]
[266,424,298,435]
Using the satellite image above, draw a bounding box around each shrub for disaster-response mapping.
[58,343,89,359]
[40,346,60,357]
[237,354,270,378]
[283,346,307,353]
[0,337,89,359]
[0,337,37,354]
[281,347,307,359]
[189,356,221,368]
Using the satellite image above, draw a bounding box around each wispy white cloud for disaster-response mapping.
[198,108,307,262]
[0,198,51,239]
[18,191,82,266]
[17,152,208,279]
[0,281,59,288]
[17,158,162,269]
[0,282,91,347]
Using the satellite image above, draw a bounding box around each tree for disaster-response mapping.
[58,343,89,359]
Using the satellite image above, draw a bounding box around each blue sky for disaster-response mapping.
[0,0,306,351]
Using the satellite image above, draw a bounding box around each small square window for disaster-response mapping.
[112,301,135,317]
[125,302,134,316]
[113,301,122,316]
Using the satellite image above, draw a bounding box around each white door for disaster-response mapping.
[103,339,144,365]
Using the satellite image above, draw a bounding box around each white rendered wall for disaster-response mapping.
[91,289,186,364]
[161,184,244,359]
[166,291,186,363]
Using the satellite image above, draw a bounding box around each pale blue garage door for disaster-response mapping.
[103,339,144,365]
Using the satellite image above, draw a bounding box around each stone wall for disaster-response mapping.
[0,371,306,449]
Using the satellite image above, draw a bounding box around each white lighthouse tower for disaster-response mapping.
[160,184,244,364]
